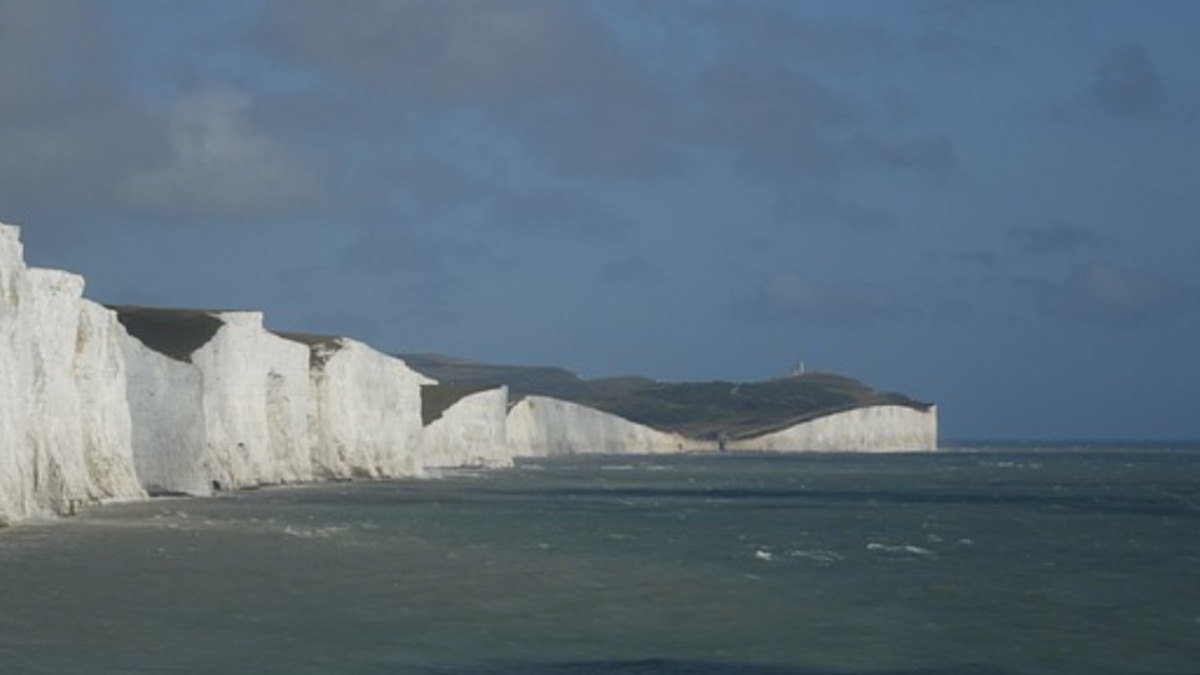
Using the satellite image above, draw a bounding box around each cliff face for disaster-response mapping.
[506,395,709,457]
[420,386,512,469]
[301,338,431,480]
[117,317,434,494]
[1,224,145,523]
[117,309,318,495]
[192,313,315,490]
[119,320,208,495]
[0,221,937,525]
[72,300,144,503]
[725,405,938,453]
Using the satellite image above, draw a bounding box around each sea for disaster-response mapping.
[2,443,1199,675]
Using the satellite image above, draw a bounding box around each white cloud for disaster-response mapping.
[123,88,321,220]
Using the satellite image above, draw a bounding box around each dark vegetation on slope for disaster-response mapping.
[402,354,590,400]
[420,383,502,426]
[400,353,932,440]
[403,354,571,427]
[109,306,224,363]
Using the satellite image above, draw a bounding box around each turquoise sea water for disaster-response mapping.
[2,444,1199,674]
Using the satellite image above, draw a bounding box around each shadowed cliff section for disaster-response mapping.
[400,353,931,440]
[109,306,224,363]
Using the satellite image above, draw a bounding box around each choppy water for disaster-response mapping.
[2,444,1199,674]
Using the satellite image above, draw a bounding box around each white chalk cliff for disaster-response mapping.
[298,337,431,480]
[0,221,936,525]
[506,395,711,457]
[420,386,512,469]
[1,225,144,524]
[118,308,317,495]
[724,405,938,453]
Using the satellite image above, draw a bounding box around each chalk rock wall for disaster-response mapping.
[191,313,313,490]
[726,405,938,453]
[506,395,707,457]
[0,225,25,522]
[262,334,314,485]
[123,321,432,495]
[72,300,144,503]
[0,223,144,524]
[303,338,432,479]
[23,270,92,512]
[421,387,512,469]
[120,327,208,495]
[119,310,316,495]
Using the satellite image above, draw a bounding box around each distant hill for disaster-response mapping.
[399,353,932,441]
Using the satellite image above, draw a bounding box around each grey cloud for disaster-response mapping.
[693,59,958,182]
[926,0,1046,25]
[338,227,484,279]
[487,188,627,239]
[953,250,999,266]
[1028,261,1195,326]
[0,100,157,221]
[693,61,852,181]
[0,0,108,119]
[707,3,902,65]
[259,0,636,107]
[914,29,1004,69]
[775,190,897,232]
[511,97,683,181]
[597,255,664,286]
[122,88,324,221]
[384,156,494,219]
[695,60,853,128]
[0,0,158,223]
[733,272,906,327]
[257,0,676,181]
[846,134,958,176]
[1088,44,1165,119]
[922,249,999,268]
[0,4,322,227]
[1008,223,1104,255]
[256,0,441,87]
[928,299,975,323]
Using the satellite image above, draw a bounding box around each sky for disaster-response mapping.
[1,0,1198,441]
